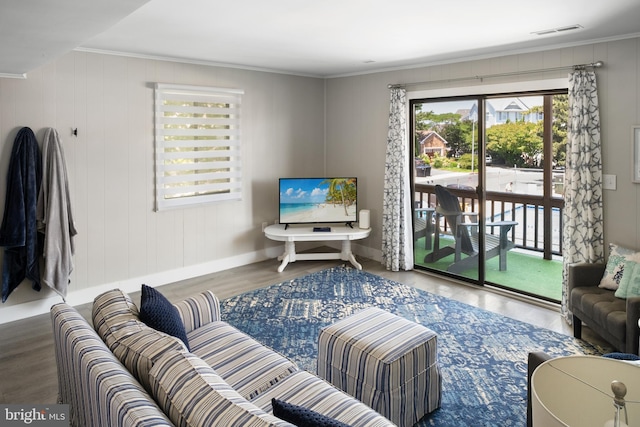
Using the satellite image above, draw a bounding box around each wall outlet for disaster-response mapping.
[261,222,268,232]
[603,174,616,190]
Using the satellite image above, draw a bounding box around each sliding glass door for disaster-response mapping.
[412,97,482,284]
[411,91,566,302]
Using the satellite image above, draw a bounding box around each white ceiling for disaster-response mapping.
[3,0,640,78]
[0,0,151,77]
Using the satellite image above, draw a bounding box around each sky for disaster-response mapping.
[422,100,475,114]
[419,96,543,115]
[279,178,329,204]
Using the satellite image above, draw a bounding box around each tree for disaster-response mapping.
[320,178,356,216]
[522,95,568,167]
[486,121,542,167]
[414,106,465,157]
[439,121,469,157]
[551,94,568,166]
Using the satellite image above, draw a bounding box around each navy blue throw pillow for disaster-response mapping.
[271,398,350,427]
[139,284,190,351]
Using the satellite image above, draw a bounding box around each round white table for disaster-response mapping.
[532,355,639,426]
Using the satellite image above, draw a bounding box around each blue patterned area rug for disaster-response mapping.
[219,265,602,426]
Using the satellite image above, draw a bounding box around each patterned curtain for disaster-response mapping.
[561,70,605,322]
[381,88,413,271]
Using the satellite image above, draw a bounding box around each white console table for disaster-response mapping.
[264,224,371,272]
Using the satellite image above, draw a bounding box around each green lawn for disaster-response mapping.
[414,236,562,301]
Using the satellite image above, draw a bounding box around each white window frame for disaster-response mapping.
[154,83,243,211]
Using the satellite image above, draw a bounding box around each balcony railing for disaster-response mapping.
[414,183,564,258]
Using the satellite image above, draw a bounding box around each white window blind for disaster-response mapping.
[154,83,243,211]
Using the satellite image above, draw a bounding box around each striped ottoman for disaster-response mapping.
[317,307,441,427]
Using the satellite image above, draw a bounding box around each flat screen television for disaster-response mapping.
[279,177,357,227]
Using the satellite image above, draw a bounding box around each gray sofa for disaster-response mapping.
[568,262,640,355]
[51,288,395,427]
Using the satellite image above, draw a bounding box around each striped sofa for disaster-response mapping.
[51,289,395,427]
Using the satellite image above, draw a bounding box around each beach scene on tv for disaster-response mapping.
[279,178,357,224]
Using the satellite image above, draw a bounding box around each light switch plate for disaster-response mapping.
[603,174,616,190]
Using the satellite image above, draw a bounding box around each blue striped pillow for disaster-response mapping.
[92,289,140,346]
[149,351,291,426]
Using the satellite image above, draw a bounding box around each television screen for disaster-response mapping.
[279,177,357,225]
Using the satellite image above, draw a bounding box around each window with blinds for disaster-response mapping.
[154,83,243,211]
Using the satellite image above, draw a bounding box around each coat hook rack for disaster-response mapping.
[72,128,78,137]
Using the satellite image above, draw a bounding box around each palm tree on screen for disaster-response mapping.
[320,178,356,216]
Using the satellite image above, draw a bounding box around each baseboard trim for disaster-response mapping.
[0,245,283,325]
[0,243,381,325]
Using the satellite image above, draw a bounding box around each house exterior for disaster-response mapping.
[466,97,544,127]
[416,130,448,157]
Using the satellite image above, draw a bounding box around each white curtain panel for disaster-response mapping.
[382,88,413,271]
[561,70,605,322]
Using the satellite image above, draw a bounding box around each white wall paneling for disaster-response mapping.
[1,38,640,323]
[0,52,325,321]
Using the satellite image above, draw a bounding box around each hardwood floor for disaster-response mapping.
[0,255,609,404]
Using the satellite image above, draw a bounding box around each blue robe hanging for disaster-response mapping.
[0,127,42,302]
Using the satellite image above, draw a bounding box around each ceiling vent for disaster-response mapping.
[532,24,583,36]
